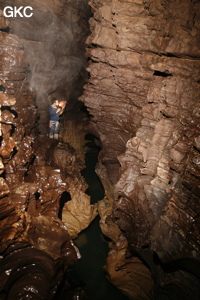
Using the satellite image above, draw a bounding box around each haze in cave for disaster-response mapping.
[0,0,200,299]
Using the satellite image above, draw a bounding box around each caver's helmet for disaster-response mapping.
[59,101,67,108]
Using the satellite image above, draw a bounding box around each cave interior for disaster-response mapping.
[0,0,200,299]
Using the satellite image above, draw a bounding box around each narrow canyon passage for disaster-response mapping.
[68,137,128,299]
[0,1,200,300]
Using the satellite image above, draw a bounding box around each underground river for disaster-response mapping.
[68,136,128,300]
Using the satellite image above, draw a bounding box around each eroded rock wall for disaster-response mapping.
[81,0,200,298]
[0,10,96,299]
[0,0,92,135]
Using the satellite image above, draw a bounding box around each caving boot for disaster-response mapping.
[54,134,59,139]
[49,134,54,139]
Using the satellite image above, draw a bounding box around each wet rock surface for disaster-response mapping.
[0,0,200,299]
[0,243,68,299]
[81,0,200,298]
[0,10,96,299]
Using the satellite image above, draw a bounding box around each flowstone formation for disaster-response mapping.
[1,0,200,299]
[0,11,97,299]
[81,0,200,299]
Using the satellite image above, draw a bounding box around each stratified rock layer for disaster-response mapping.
[81,0,200,298]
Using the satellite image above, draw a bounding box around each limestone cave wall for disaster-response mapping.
[0,0,200,299]
[81,0,200,299]
[0,0,92,135]
[0,3,97,298]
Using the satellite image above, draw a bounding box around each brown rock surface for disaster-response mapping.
[0,0,92,135]
[1,0,200,299]
[0,8,95,299]
[81,0,200,298]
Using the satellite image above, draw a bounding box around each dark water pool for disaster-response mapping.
[68,140,128,300]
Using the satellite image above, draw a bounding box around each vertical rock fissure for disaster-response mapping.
[68,135,128,300]
[1,0,200,299]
